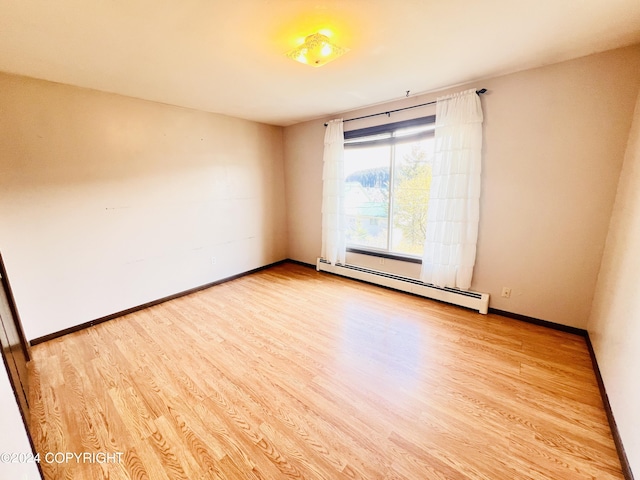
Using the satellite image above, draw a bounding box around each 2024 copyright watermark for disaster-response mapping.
[0,451,123,464]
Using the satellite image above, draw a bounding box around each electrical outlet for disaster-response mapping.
[211,257,217,265]
[379,258,385,265]
[501,287,511,298]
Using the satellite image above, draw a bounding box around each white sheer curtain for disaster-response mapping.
[321,119,346,265]
[421,89,483,289]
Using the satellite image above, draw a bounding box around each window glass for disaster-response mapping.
[344,117,435,258]
[392,140,433,255]
[345,144,390,250]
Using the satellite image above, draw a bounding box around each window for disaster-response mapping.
[344,116,435,259]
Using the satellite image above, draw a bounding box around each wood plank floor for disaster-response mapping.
[28,262,623,479]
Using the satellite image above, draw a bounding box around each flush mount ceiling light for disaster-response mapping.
[286,33,348,67]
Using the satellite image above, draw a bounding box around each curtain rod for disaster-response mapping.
[324,88,487,126]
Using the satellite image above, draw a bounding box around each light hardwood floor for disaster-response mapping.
[28,262,623,479]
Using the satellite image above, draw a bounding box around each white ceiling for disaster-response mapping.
[1,0,639,126]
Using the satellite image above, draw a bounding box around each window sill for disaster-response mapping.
[346,247,422,264]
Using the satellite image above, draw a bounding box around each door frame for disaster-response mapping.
[0,252,31,362]
[0,252,43,479]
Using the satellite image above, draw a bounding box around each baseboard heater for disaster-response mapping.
[316,258,489,314]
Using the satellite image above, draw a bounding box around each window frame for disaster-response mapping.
[343,115,436,263]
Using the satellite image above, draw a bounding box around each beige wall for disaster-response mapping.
[0,73,287,340]
[284,45,640,328]
[588,91,640,476]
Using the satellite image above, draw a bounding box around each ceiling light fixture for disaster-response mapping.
[286,33,348,67]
